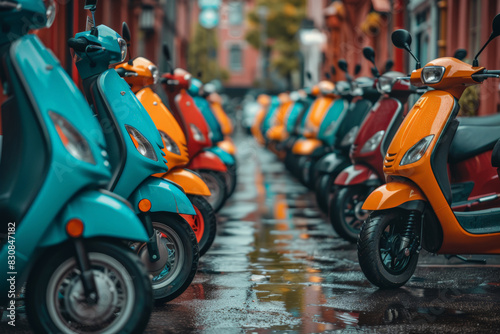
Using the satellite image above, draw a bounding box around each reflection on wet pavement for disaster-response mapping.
[146,135,500,333]
[2,135,500,333]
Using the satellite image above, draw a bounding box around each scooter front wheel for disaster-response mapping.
[357,209,420,289]
[199,170,228,212]
[329,186,369,243]
[26,241,152,334]
[188,195,217,256]
[315,174,334,213]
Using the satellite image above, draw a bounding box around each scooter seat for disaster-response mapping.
[449,120,500,164]
[492,139,500,168]
[457,113,500,126]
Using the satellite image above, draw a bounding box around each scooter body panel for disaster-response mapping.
[362,180,426,211]
[303,96,335,138]
[136,87,190,170]
[317,99,349,146]
[334,164,380,186]
[292,138,323,155]
[315,152,349,173]
[193,95,224,144]
[161,169,211,196]
[211,101,233,135]
[218,137,236,155]
[187,150,228,172]
[206,146,235,166]
[130,177,196,215]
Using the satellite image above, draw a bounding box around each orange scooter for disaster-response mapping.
[358,16,500,289]
[205,89,236,155]
[266,93,293,157]
[115,57,216,256]
[252,94,272,145]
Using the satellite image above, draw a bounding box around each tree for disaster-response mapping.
[188,23,229,83]
[246,0,306,89]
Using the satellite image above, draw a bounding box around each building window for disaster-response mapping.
[415,8,430,65]
[228,1,243,26]
[229,45,242,71]
[469,0,481,56]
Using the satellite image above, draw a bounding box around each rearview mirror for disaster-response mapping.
[362,47,376,65]
[306,71,312,80]
[330,65,336,76]
[453,49,467,61]
[162,44,171,61]
[385,59,394,73]
[338,59,348,73]
[492,13,500,38]
[391,29,412,51]
[122,22,131,42]
[84,0,98,10]
[325,72,331,80]
[354,64,361,75]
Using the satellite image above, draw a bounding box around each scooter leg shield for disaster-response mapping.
[130,177,196,215]
[362,181,427,211]
[188,151,228,172]
[206,146,236,166]
[334,165,380,186]
[161,169,211,196]
[39,190,148,248]
[291,138,322,155]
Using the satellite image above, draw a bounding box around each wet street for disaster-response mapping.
[3,134,500,333]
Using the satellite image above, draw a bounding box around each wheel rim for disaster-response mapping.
[151,223,185,289]
[379,221,412,275]
[201,172,223,208]
[46,252,135,334]
[341,190,367,234]
[187,204,205,243]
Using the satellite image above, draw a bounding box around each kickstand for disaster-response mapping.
[445,254,487,264]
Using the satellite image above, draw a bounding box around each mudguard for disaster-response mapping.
[130,176,196,215]
[292,138,323,155]
[206,146,235,166]
[40,190,148,248]
[161,169,211,196]
[315,152,349,173]
[362,181,427,211]
[187,150,228,172]
[334,164,381,186]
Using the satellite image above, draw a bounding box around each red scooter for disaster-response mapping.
[161,68,229,212]
[331,48,500,243]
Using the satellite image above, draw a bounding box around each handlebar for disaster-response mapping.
[472,70,500,82]
[115,68,138,77]
[68,37,89,53]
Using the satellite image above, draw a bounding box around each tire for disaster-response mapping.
[188,195,217,256]
[226,161,238,197]
[199,170,228,212]
[329,186,370,243]
[357,209,420,289]
[147,213,199,304]
[315,173,334,213]
[26,241,152,334]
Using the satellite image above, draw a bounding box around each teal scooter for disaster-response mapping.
[0,1,152,333]
[69,1,198,304]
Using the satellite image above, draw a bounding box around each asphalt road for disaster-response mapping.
[3,134,500,333]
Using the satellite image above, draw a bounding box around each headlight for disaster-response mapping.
[159,130,181,155]
[400,135,434,166]
[377,76,395,94]
[360,130,385,154]
[49,111,95,164]
[45,0,56,28]
[323,121,337,137]
[148,65,159,85]
[421,66,445,84]
[340,126,359,147]
[118,38,127,62]
[125,125,158,161]
[190,124,206,142]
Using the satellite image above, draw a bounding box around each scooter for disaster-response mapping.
[69,2,198,303]
[313,59,381,212]
[266,93,294,157]
[115,57,217,256]
[161,67,231,212]
[0,1,152,332]
[358,16,500,289]
[188,78,238,197]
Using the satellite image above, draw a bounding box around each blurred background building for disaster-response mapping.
[6,0,500,115]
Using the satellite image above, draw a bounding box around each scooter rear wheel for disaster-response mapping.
[315,174,334,213]
[188,195,217,256]
[26,241,152,334]
[199,170,228,212]
[329,186,369,243]
[357,209,420,289]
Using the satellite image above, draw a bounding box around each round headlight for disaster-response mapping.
[148,65,159,85]
[376,76,395,94]
[421,66,445,84]
[118,38,127,62]
[45,0,56,28]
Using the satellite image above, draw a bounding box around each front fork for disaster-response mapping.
[72,238,98,304]
[398,210,422,259]
[140,212,160,263]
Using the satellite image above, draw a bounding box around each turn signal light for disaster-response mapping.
[66,218,84,238]
[138,199,152,212]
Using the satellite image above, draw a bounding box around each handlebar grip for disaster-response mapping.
[67,37,89,53]
[115,67,126,77]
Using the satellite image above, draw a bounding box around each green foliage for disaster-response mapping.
[458,86,480,116]
[188,23,229,83]
[245,0,306,80]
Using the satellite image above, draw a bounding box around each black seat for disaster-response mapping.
[448,118,500,164]
[492,139,500,168]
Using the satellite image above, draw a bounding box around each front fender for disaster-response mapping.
[131,177,196,215]
[292,138,323,155]
[334,164,381,186]
[40,190,148,248]
[161,169,211,196]
[187,150,228,172]
[362,181,427,211]
[206,146,235,166]
[315,152,349,173]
